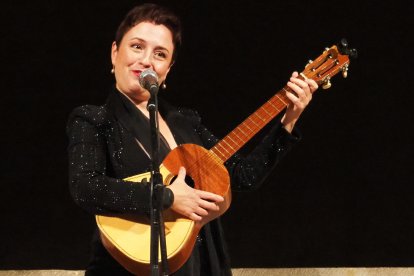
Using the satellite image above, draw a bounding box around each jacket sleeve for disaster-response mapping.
[183,109,301,191]
[66,105,173,216]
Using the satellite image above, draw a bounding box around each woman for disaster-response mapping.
[67,3,317,275]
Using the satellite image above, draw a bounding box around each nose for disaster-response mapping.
[140,50,152,69]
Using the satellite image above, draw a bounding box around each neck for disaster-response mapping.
[135,102,150,118]
[116,88,150,115]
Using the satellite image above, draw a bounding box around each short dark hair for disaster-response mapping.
[115,3,182,62]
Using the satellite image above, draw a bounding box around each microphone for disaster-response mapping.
[139,69,159,94]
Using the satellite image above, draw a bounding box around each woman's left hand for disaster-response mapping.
[281,71,318,132]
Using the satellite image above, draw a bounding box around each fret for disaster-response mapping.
[276,93,288,105]
[241,121,255,134]
[247,116,261,128]
[211,146,227,161]
[267,100,281,112]
[230,130,246,144]
[253,112,266,123]
[226,134,240,148]
[235,125,251,138]
[221,138,236,152]
[261,105,272,117]
[216,142,232,156]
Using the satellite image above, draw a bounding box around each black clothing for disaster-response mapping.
[67,88,300,275]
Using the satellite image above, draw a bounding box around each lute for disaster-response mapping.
[96,39,357,275]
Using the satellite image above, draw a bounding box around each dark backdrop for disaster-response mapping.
[1,0,412,269]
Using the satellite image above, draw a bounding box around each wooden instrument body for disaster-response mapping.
[96,143,231,275]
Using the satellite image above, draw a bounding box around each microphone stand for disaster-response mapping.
[147,84,170,276]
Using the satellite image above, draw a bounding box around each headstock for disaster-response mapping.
[302,39,357,89]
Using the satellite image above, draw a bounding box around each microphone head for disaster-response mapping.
[139,69,159,90]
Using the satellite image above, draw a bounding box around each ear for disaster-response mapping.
[111,41,118,67]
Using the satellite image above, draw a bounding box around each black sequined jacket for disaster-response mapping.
[66,88,301,275]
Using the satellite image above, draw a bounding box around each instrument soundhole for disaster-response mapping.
[169,175,195,188]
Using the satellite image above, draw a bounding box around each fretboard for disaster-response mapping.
[210,86,291,163]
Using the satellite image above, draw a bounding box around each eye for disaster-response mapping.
[131,43,143,50]
[154,51,167,60]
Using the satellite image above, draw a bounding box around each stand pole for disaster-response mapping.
[147,85,169,276]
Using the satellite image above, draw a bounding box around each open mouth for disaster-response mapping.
[131,70,142,78]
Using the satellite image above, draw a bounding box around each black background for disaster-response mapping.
[1,0,413,269]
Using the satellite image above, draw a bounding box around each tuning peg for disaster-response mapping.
[338,38,358,59]
[322,77,332,89]
[340,38,348,48]
[305,60,313,69]
[342,64,349,78]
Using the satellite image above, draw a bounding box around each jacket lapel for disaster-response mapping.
[106,89,169,161]
[106,88,204,160]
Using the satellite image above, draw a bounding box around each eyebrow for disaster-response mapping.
[130,37,170,53]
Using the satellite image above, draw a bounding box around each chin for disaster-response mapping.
[131,89,150,102]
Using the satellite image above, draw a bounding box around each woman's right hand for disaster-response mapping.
[167,167,224,221]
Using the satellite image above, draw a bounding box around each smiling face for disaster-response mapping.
[111,21,174,104]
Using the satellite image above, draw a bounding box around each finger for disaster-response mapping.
[177,166,186,181]
[285,84,307,109]
[287,81,304,98]
[290,77,308,90]
[197,190,224,203]
[199,200,220,212]
[195,206,209,216]
[288,80,312,102]
[291,71,299,78]
[189,213,202,221]
[306,79,318,91]
[285,90,300,104]
[290,75,313,94]
[292,80,311,99]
